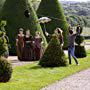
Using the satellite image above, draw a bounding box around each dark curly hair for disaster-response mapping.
[69,30,73,34]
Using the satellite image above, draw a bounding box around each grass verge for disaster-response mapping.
[0,50,90,90]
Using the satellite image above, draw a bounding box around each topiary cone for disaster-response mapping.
[37,0,69,48]
[39,34,68,67]
[0,0,47,55]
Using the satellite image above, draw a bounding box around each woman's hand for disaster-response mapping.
[45,32,49,36]
[33,41,35,44]
[26,41,31,43]
[61,44,63,47]
[41,41,44,44]
[16,43,18,47]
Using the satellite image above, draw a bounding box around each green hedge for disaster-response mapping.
[0,0,47,55]
[0,30,8,56]
[75,45,87,58]
[75,26,86,58]
[39,34,68,67]
[75,35,85,45]
[0,57,12,82]
[37,0,69,48]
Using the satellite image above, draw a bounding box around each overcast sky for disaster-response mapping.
[60,0,90,2]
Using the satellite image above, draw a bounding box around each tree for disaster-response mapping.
[0,0,47,55]
[39,34,68,67]
[37,0,69,48]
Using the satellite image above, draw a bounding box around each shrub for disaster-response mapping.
[0,21,12,83]
[37,0,69,48]
[75,35,84,45]
[75,25,86,58]
[75,46,86,58]
[0,0,47,55]
[0,57,12,82]
[39,34,68,67]
[0,20,9,57]
[0,32,7,56]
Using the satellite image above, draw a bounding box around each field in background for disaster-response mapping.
[82,27,90,36]
[73,27,90,36]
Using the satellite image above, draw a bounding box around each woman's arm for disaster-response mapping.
[61,36,64,46]
[45,31,49,36]
[45,31,52,39]
[16,39,18,46]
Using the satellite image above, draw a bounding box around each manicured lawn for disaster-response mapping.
[0,50,90,90]
[73,27,90,36]
[82,27,90,36]
[85,39,90,42]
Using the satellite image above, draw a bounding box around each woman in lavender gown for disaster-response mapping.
[34,31,43,60]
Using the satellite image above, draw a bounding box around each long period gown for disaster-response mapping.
[22,35,34,61]
[34,37,42,60]
[16,34,24,60]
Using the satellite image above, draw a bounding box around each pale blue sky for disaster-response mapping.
[60,0,90,2]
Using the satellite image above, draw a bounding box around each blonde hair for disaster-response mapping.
[56,28,63,34]
[55,28,63,40]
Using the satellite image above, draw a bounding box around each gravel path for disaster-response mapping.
[41,68,90,90]
[7,56,34,67]
[41,42,90,90]
[6,42,90,89]
[7,42,90,67]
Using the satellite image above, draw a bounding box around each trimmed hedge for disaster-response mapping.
[75,35,84,45]
[0,57,12,82]
[0,31,8,56]
[37,0,69,48]
[0,0,47,55]
[39,34,68,67]
[75,25,86,58]
[75,45,87,58]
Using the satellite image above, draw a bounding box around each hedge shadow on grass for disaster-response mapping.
[29,65,57,70]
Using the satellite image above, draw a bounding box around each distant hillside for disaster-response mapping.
[0,0,90,27]
[61,1,90,27]
[62,1,90,16]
